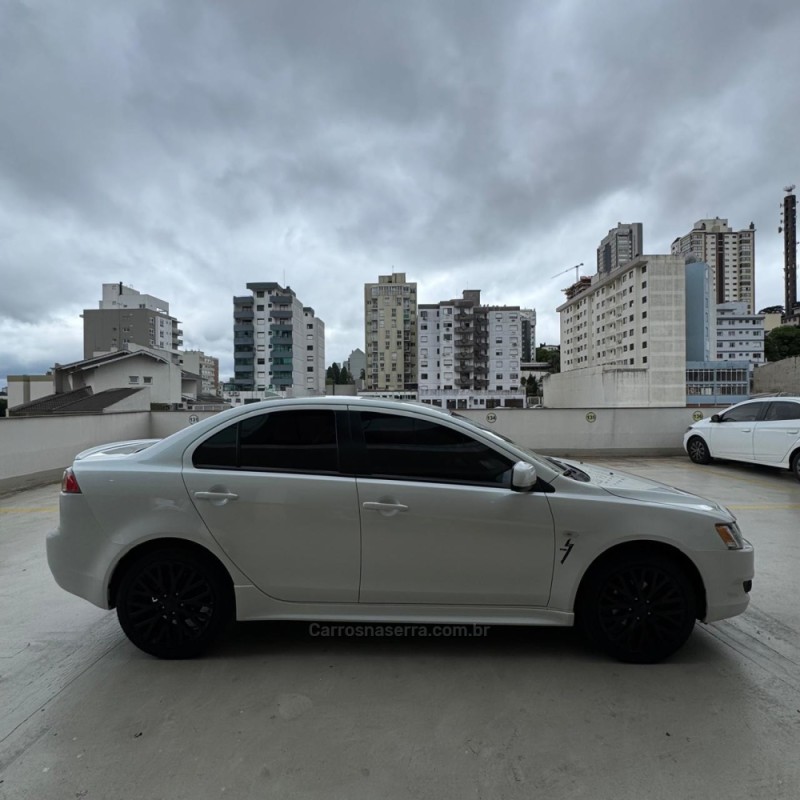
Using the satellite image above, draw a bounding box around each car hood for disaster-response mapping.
[559,458,733,519]
[74,439,162,461]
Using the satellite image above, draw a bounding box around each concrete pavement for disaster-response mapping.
[1,458,799,800]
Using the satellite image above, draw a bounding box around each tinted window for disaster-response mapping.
[764,401,800,421]
[192,424,237,468]
[192,409,338,472]
[359,412,513,484]
[240,410,338,471]
[721,402,764,423]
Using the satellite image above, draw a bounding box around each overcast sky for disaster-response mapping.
[2,0,799,387]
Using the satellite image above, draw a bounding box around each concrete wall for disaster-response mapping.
[458,406,724,457]
[543,365,685,408]
[0,413,150,493]
[0,405,728,494]
[753,356,800,394]
[150,410,223,438]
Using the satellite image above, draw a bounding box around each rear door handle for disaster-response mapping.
[363,501,409,514]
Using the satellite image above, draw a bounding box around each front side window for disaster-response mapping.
[358,412,512,485]
[721,402,764,423]
[192,409,338,472]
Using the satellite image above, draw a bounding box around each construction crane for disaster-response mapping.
[550,262,584,282]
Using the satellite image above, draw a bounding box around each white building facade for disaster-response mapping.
[303,307,326,394]
[715,302,765,366]
[549,255,687,407]
[417,290,525,409]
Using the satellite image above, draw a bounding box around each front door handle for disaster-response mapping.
[363,501,409,515]
[194,491,239,503]
[741,429,751,433]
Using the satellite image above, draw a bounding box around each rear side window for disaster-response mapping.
[359,412,512,485]
[763,401,800,421]
[192,409,338,472]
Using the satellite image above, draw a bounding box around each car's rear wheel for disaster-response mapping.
[116,547,233,659]
[687,436,712,465]
[578,552,697,663]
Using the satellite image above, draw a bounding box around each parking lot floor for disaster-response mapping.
[1,457,799,800]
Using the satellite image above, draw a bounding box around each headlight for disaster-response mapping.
[715,522,744,550]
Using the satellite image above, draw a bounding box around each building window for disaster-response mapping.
[143,377,152,385]
[129,376,139,384]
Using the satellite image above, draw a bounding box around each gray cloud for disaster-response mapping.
[1,0,799,385]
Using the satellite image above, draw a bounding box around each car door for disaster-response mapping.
[706,401,765,460]
[752,401,800,464]
[352,408,556,606]
[182,407,361,602]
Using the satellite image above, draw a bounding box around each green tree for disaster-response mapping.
[325,362,341,384]
[535,347,560,373]
[339,366,351,384]
[759,305,784,315]
[764,326,800,362]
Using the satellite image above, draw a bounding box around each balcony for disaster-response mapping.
[270,324,293,333]
[234,310,254,321]
[271,309,293,320]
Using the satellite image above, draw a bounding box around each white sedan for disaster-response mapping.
[684,396,800,481]
[48,397,753,663]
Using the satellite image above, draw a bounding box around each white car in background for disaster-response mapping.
[684,396,800,482]
[48,397,753,663]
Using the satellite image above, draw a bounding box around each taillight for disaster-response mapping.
[62,468,82,494]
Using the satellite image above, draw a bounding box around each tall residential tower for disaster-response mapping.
[671,218,756,312]
[232,282,325,395]
[364,273,418,391]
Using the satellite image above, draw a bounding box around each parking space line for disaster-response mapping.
[0,507,57,514]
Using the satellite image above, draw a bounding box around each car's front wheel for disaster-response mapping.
[116,547,233,659]
[578,552,697,663]
[791,450,800,483]
[687,435,712,465]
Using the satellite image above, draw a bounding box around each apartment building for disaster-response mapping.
[364,273,417,391]
[82,283,182,359]
[232,282,324,395]
[597,223,643,276]
[417,290,525,409]
[303,307,326,393]
[715,302,765,365]
[671,218,756,312]
[181,350,220,396]
[519,309,537,362]
[549,255,687,406]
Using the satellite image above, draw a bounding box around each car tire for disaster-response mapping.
[791,450,800,483]
[116,547,233,659]
[578,552,697,664]
[687,436,712,465]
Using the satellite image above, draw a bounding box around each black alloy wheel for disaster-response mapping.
[579,554,697,664]
[116,548,232,659]
[792,451,800,483]
[687,436,712,465]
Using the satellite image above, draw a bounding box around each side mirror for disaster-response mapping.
[511,461,537,492]
[710,414,721,423]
